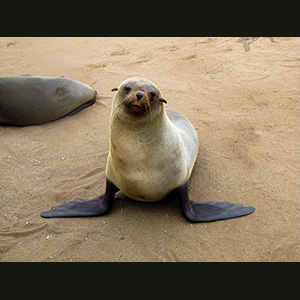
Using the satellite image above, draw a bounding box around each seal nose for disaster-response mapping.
[136,92,144,101]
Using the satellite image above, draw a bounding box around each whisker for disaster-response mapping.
[111,101,125,121]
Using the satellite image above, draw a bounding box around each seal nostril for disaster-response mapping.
[136,92,144,100]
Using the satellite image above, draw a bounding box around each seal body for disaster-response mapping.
[41,77,255,222]
[106,77,198,201]
[106,104,198,202]
[0,76,96,125]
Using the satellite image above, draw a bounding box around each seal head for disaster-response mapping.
[111,77,167,119]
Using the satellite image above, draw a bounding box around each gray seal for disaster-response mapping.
[0,76,96,125]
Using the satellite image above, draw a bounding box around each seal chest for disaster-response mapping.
[106,77,199,202]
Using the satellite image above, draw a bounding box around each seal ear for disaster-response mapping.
[159,98,167,104]
[111,87,118,92]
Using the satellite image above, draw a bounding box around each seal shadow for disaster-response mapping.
[113,191,182,220]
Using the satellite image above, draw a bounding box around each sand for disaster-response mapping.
[0,37,299,262]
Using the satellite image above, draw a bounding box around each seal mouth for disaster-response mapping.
[124,102,149,116]
[123,93,150,116]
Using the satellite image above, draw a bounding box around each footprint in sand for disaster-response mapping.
[110,47,129,56]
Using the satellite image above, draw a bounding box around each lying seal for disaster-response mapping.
[41,77,255,222]
[0,76,96,125]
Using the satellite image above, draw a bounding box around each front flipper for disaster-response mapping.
[41,179,119,218]
[175,183,255,222]
[41,196,106,218]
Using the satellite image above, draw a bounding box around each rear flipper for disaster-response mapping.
[175,183,255,222]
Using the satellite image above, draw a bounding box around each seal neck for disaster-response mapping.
[110,104,166,145]
[111,102,165,127]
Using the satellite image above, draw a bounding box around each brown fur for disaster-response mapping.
[123,91,150,116]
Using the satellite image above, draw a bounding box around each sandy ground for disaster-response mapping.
[0,37,299,262]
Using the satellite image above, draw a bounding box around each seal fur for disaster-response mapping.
[0,76,96,125]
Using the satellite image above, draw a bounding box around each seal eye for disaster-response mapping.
[149,92,156,99]
[124,86,131,93]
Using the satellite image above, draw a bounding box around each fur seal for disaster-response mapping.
[0,76,96,125]
[41,77,255,222]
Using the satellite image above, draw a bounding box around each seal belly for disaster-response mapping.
[107,150,187,202]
